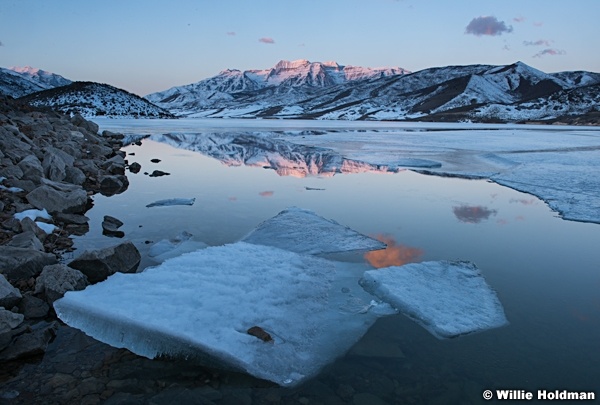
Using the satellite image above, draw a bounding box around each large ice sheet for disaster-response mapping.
[242,207,386,254]
[54,242,391,386]
[359,260,508,339]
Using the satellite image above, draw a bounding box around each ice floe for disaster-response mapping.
[145,198,196,208]
[54,242,391,387]
[359,260,509,339]
[242,207,386,255]
[54,206,510,386]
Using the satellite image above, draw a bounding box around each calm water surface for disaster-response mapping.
[3,121,599,404]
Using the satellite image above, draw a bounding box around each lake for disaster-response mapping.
[3,119,599,404]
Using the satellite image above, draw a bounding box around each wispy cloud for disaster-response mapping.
[533,48,566,58]
[258,190,274,197]
[226,31,236,36]
[465,16,513,37]
[524,39,552,46]
[0,41,3,46]
[513,16,525,23]
[258,37,275,44]
[533,21,544,27]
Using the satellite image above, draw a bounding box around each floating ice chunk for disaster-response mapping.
[242,207,386,255]
[14,208,52,222]
[148,231,208,263]
[54,242,384,386]
[145,198,196,208]
[359,260,508,339]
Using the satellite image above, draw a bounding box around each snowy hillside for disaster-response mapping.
[147,61,600,124]
[9,66,72,89]
[146,59,409,115]
[20,81,174,118]
[0,66,71,98]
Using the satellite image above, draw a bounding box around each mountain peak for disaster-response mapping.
[273,59,312,70]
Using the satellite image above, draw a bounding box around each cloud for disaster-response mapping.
[533,48,566,58]
[513,16,525,23]
[533,21,544,27]
[0,41,3,46]
[258,190,274,197]
[363,234,423,268]
[226,31,236,36]
[523,39,552,46]
[258,37,275,44]
[465,16,513,36]
[453,205,498,223]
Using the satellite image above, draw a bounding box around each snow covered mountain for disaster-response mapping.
[147,61,600,124]
[145,59,410,115]
[20,82,174,118]
[0,66,72,98]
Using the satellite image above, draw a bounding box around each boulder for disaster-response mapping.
[0,320,58,362]
[64,166,86,185]
[20,217,49,242]
[67,241,141,283]
[0,275,22,308]
[26,179,88,214]
[17,154,44,183]
[0,308,24,333]
[7,231,44,251]
[102,215,125,238]
[42,150,67,182]
[102,155,126,175]
[18,294,49,319]
[128,162,142,174]
[71,113,99,134]
[0,246,58,283]
[99,175,129,196]
[34,264,89,304]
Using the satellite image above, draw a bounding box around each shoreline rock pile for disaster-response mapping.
[0,96,139,364]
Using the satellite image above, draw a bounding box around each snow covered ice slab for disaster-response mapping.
[54,242,388,386]
[359,261,508,339]
[242,207,386,255]
[145,198,195,208]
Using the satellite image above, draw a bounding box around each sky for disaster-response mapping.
[1,0,599,96]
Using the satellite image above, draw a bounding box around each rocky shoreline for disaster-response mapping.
[0,96,141,365]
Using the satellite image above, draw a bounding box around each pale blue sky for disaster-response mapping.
[1,0,598,96]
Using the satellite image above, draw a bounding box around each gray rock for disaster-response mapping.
[35,264,89,304]
[26,179,88,214]
[99,175,129,196]
[0,307,24,333]
[42,150,67,182]
[102,155,126,175]
[0,275,22,308]
[71,114,99,134]
[102,215,124,238]
[0,321,58,362]
[7,231,44,251]
[17,154,44,183]
[18,294,49,319]
[68,241,141,283]
[64,166,86,185]
[19,217,49,242]
[128,162,142,174]
[0,246,58,283]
